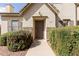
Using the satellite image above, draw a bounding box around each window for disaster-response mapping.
[11,20,19,31]
[8,20,22,32]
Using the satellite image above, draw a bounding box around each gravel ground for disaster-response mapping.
[0,46,27,56]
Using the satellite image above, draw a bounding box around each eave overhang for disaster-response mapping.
[0,13,21,17]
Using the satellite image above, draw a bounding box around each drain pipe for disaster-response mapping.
[75,4,77,26]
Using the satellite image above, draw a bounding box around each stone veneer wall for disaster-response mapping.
[22,27,33,36]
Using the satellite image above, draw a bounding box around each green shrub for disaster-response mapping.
[0,34,7,46]
[7,30,33,52]
[48,26,79,56]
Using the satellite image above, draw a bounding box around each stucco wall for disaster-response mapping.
[0,15,1,34]
[77,7,79,20]
[1,17,8,34]
[0,16,1,24]
[23,4,56,28]
[53,3,76,26]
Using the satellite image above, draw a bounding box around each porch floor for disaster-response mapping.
[26,39,55,56]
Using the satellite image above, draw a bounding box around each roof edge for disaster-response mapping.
[0,3,59,17]
[46,3,59,14]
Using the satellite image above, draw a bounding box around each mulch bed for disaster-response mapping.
[0,46,28,56]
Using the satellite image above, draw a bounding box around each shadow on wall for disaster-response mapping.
[55,14,74,27]
[55,14,65,27]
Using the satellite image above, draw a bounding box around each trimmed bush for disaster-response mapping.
[48,26,79,56]
[7,30,33,52]
[0,34,7,46]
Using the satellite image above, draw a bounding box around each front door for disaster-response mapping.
[35,20,44,39]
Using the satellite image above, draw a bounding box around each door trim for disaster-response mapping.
[32,16,48,40]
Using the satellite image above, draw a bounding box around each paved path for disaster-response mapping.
[26,39,55,56]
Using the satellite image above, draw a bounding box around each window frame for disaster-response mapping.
[8,20,22,32]
[11,20,19,31]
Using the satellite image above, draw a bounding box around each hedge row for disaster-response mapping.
[0,30,33,52]
[0,34,7,46]
[48,26,79,56]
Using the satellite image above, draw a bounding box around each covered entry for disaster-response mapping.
[33,16,47,39]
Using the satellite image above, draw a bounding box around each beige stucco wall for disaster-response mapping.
[23,3,56,28]
[1,17,8,34]
[1,17,22,34]
[1,21,8,34]
[53,3,76,25]
[0,16,1,24]
[77,6,79,20]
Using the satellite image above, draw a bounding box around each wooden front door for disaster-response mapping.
[35,20,44,39]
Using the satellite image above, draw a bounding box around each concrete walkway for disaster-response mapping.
[26,39,55,56]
